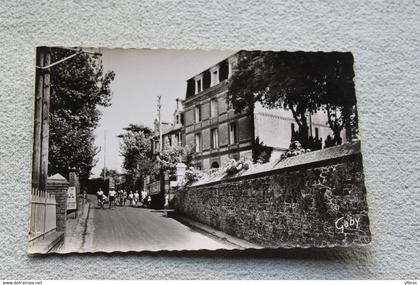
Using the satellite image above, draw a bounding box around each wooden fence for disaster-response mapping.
[29,188,57,241]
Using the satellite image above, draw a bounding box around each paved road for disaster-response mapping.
[85,195,236,252]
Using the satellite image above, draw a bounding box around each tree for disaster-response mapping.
[118,124,156,177]
[227,51,357,149]
[100,168,120,179]
[119,124,195,188]
[157,142,195,174]
[319,53,357,145]
[252,137,273,164]
[118,124,159,191]
[48,48,115,185]
[226,51,265,156]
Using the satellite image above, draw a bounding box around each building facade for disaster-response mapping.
[151,98,184,156]
[182,55,254,170]
[181,52,344,170]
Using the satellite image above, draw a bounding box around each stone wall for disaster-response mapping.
[173,142,371,248]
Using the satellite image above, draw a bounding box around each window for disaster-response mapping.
[230,153,240,161]
[228,57,236,78]
[211,128,219,149]
[168,136,172,147]
[176,114,180,124]
[195,105,201,123]
[195,133,201,152]
[229,123,237,144]
[210,66,219,87]
[315,127,319,138]
[291,123,295,137]
[177,133,182,146]
[227,100,233,111]
[195,76,203,94]
[210,99,218,118]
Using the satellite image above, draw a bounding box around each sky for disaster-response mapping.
[91,49,236,177]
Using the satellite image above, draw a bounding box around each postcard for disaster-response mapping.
[28,47,370,254]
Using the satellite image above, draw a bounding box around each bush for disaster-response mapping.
[252,137,273,163]
[279,140,310,161]
[182,167,206,186]
[225,158,250,176]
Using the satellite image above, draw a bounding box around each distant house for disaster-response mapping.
[180,51,344,170]
[151,98,184,156]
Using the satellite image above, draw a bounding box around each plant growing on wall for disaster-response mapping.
[182,167,206,186]
[225,158,250,176]
[278,141,310,162]
[252,137,273,164]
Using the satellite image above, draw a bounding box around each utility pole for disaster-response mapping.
[157,95,162,153]
[157,95,166,209]
[40,50,51,193]
[32,47,102,192]
[32,47,51,192]
[103,130,107,181]
[32,47,46,190]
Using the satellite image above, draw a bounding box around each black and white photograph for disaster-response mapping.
[28,47,371,254]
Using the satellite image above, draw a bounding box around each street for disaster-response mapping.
[57,195,237,253]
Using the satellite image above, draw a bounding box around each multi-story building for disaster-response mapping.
[151,98,184,155]
[182,55,251,170]
[181,52,343,170]
[162,98,184,150]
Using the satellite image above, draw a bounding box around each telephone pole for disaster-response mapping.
[32,47,102,191]
[32,47,50,191]
[157,96,162,153]
[103,130,107,181]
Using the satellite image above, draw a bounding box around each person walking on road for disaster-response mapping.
[96,188,104,208]
[122,189,127,206]
[109,187,117,209]
[128,191,134,207]
[118,189,124,207]
[134,191,140,207]
[147,195,152,208]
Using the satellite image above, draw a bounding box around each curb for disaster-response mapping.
[46,231,65,253]
[173,214,262,249]
[28,230,64,254]
[80,201,91,249]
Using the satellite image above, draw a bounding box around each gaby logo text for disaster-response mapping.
[335,216,361,233]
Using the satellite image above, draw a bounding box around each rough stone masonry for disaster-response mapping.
[173,141,371,248]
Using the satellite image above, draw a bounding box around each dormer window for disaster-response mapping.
[228,57,236,78]
[195,75,203,94]
[210,66,220,87]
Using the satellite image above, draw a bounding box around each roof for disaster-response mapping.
[186,51,238,82]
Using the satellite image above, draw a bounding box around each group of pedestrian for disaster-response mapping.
[96,187,150,209]
[128,190,141,207]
